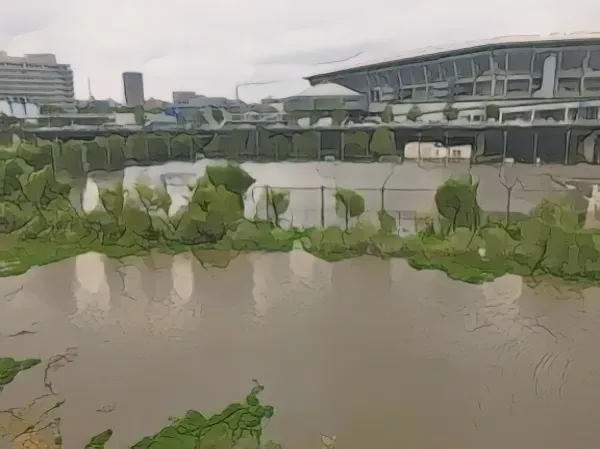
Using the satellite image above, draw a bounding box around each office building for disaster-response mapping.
[122,72,145,107]
[0,52,75,105]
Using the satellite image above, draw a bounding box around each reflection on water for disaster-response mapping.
[72,253,110,329]
[2,252,600,448]
[171,253,194,306]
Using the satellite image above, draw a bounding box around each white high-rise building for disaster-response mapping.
[0,52,75,106]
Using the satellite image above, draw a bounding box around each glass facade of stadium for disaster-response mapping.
[308,41,600,106]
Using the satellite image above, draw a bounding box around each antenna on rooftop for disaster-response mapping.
[87,77,95,101]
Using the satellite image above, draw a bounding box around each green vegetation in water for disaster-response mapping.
[0,357,41,388]
[85,381,282,449]
[0,140,599,285]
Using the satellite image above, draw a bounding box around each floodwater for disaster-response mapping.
[82,160,591,228]
[2,252,600,448]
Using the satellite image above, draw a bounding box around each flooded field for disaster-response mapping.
[2,251,600,448]
[83,160,586,228]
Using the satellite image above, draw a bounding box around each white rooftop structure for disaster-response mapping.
[287,83,362,98]
[306,31,600,78]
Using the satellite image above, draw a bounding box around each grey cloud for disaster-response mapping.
[1,0,599,103]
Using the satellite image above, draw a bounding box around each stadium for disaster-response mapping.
[304,32,600,125]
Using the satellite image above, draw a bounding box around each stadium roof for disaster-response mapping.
[305,32,600,80]
[287,83,362,98]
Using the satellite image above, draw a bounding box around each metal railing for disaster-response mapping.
[228,113,289,123]
[249,185,438,232]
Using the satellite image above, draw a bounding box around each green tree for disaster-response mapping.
[170,133,194,160]
[106,134,127,170]
[55,139,85,177]
[406,105,422,122]
[334,188,365,230]
[331,101,348,126]
[262,186,290,227]
[125,133,149,162]
[434,176,481,234]
[370,127,394,157]
[530,197,580,231]
[175,177,245,244]
[485,104,500,121]
[381,105,394,123]
[39,104,65,115]
[122,183,173,243]
[86,183,126,244]
[443,105,459,121]
[17,141,53,170]
[205,164,255,197]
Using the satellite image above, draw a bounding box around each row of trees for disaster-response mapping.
[400,104,500,122]
[12,128,399,176]
[4,144,598,281]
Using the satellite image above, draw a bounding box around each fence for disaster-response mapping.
[249,185,439,233]
[248,180,581,231]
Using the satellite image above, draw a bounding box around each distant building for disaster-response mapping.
[0,52,75,106]
[172,91,198,103]
[283,82,368,120]
[122,72,145,107]
[143,98,168,110]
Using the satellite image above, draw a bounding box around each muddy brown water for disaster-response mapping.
[2,251,600,448]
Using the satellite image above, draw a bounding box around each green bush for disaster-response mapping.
[406,105,422,122]
[434,175,481,233]
[334,188,365,230]
[331,101,348,126]
[381,105,394,123]
[342,131,369,160]
[85,382,278,449]
[170,133,194,161]
[0,357,40,388]
[443,105,459,121]
[292,131,319,159]
[369,127,394,156]
[485,104,500,121]
[261,186,290,227]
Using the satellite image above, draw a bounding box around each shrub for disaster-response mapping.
[331,100,348,125]
[334,188,365,230]
[262,186,290,227]
[406,105,422,122]
[381,105,394,123]
[443,105,459,121]
[434,175,481,233]
[485,104,500,121]
[370,127,394,156]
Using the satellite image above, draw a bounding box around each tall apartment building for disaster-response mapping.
[0,51,75,105]
[122,72,145,107]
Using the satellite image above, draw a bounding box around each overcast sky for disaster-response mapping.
[0,0,598,103]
